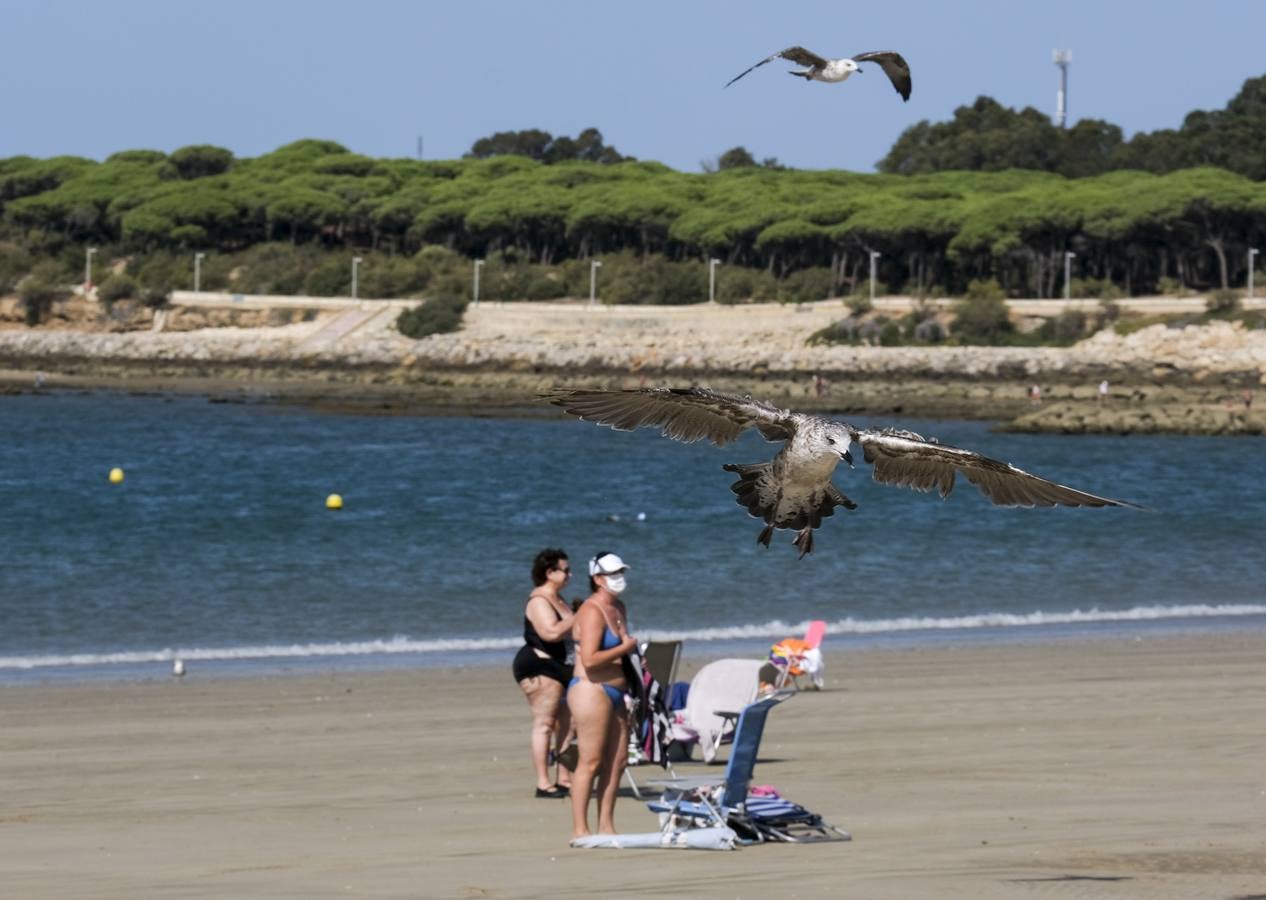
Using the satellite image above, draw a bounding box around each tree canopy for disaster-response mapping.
[3,75,1266,305]
[879,75,1266,180]
[466,127,627,164]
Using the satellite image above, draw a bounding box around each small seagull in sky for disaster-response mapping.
[544,387,1141,558]
[725,46,912,101]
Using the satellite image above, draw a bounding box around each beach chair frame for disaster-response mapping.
[646,691,850,845]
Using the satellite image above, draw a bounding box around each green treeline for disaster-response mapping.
[879,76,1266,179]
[1,79,1265,305]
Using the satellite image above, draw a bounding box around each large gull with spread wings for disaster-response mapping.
[545,387,1140,558]
[725,46,911,100]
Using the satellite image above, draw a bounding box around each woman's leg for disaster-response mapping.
[518,676,563,791]
[554,698,573,789]
[595,705,630,834]
[567,682,613,840]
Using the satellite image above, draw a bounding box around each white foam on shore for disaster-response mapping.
[651,602,1266,641]
[0,636,519,671]
[2,603,1264,671]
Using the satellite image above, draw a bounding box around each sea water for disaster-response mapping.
[3,392,1264,682]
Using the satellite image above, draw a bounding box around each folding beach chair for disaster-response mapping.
[646,692,851,844]
[769,619,827,691]
[623,650,676,799]
[670,658,765,763]
[641,640,682,688]
[625,640,685,796]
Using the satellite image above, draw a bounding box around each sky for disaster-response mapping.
[3,0,1264,172]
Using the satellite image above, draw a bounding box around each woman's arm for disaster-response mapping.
[525,594,573,642]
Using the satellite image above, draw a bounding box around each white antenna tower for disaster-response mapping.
[1052,49,1071,128]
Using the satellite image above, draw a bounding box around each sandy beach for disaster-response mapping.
[3,632,1264,899]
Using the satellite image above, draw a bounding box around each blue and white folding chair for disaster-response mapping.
[646,691,850,844]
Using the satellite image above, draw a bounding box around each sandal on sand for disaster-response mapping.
[535,784,569,799]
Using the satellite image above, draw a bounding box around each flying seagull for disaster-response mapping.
[725,46,912,101]
[544,387,1141,558]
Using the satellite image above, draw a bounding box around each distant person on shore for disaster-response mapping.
[512,548,576,799]
[1029,384,1042,405]
[1098,380,1109,403]
[1243,389,1253,411]
[568,551,638,842]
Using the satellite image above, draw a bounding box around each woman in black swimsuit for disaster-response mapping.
[513,548,577,798]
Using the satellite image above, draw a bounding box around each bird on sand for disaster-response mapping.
[725,46,912,101]
[544,387,1141,558]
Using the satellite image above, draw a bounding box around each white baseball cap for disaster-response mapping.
[588,552,630,577]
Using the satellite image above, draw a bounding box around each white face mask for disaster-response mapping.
[603,574,627,595]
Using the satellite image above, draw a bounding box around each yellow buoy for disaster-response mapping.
[109,467,125,484]
[325,493,343,510]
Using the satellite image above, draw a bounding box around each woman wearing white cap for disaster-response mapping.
[567,550,638,841]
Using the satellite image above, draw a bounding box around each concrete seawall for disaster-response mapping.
[2,295,1264,434]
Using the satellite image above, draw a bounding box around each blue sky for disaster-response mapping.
[3,0,1263,171]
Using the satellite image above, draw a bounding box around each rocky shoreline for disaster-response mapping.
[2,301,1264,434]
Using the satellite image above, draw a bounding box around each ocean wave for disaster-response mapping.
[2,603,1264,670]
[0,636,521,671]
[645,603,1266,641]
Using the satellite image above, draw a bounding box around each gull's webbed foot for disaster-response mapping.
[792,527,815,559]
[757,524,774,548]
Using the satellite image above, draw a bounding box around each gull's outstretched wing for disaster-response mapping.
[725,46,829,88]
[852,50,912,101]
[855,428,1143,508]
[543,387,797,446]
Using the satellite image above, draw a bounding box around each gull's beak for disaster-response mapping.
[843,449,855,468]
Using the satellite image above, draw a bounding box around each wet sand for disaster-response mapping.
[3,631,1264,898]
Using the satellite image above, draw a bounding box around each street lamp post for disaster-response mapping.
[709,258,720,303]
[351,257,363,300]
[194,252,206,292]
[85,247,97,291]
[473,259,484,304]
[1064,251,1076,300]
[869,251,880,302]
[1249,248,1260,299]
[589,259,603,305]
